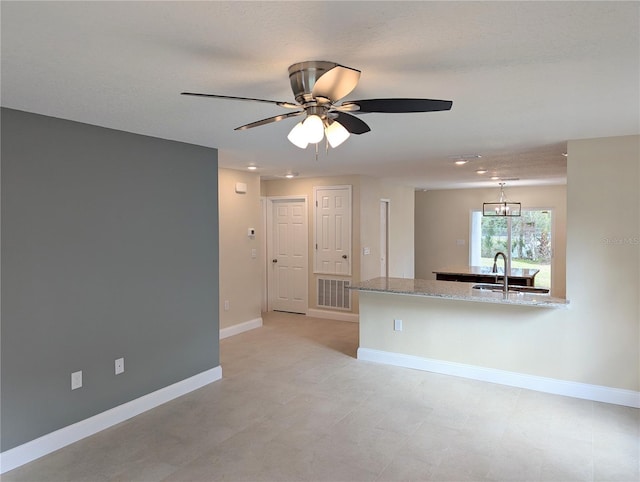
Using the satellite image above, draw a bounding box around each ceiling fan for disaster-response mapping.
[181,60,453,149]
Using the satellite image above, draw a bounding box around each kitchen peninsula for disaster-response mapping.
[352,277,567,308]
[349,136,638,408]
[352,277,577,403]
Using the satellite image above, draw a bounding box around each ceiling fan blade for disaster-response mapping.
[333,112,371,135]
[181,92,299,109]
[311,65,361,102]
[340,98,453,113]
[234,110,304,131]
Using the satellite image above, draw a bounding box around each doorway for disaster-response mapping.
[380,199,390,277]
[266,197,308,313]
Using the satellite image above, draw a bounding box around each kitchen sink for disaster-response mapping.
[472,284,550,294]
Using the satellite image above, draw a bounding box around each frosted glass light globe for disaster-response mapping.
[287,121,309,149]
[303,115,324,144]
[325,121,350,148]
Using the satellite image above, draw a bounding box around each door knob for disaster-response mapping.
[272,259,278,263]
[342,255,348,259]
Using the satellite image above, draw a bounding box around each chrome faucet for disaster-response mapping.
[492,251,509,293]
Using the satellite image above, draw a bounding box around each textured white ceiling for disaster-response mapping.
[2,1,638,189]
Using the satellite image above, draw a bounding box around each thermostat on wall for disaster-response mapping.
[235,182,247,194]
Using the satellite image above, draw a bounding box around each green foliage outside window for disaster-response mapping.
[481,211,551,263]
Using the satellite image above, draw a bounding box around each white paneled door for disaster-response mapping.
[269,199,308,314]
[314,186,352,275]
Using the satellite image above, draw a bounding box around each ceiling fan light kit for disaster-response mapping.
[182,60,452,150]
[287,115,351,149]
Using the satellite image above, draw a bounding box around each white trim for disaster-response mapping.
[0,366,222,474]
[260,196,268,313]
[380,199,390,278]
[307,308,359,323]
[357,347,640,408]
[219,317,263,339]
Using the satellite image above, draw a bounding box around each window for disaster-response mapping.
[470,209,553,289]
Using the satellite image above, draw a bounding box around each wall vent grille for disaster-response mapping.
[317,278,351,310]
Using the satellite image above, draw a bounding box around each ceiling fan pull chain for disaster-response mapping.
[315,142,319,161]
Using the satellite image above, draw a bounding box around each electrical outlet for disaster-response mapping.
[115,357,124,375]
[224,300,230,311]
[71,370,82,390]
[394,319,403,331]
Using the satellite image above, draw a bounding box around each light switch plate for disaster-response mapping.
[394,319,403,331]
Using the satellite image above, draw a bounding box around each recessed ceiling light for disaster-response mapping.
[476,169,488,174]
[450,154,481,165]
[285,172,299,179]
[247,165,258,171]
[449,154,482,159]
[490,176,500,181]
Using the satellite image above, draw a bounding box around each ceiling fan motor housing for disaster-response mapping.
[288,61,339,105]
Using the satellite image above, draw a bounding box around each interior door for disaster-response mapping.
[314,186,352,275]
[269,199,308,314]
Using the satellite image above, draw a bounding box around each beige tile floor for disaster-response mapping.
[3,311,639,482]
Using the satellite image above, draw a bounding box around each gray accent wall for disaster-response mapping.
[1,108,219,451]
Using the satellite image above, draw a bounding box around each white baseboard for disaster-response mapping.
[0,366,222,474]
[307,308,359,323]
[219,317,263,339]
[357,347,640,408]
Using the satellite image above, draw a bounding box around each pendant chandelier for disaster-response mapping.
[483,183,521,217]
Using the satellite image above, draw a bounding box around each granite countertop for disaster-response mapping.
[351,277,569,309]
[433,265,540,279]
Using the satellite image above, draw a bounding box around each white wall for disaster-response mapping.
[218,168,262,330]
[360,135,639,393]
[563,135,639,390]
[360,178,415,281]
